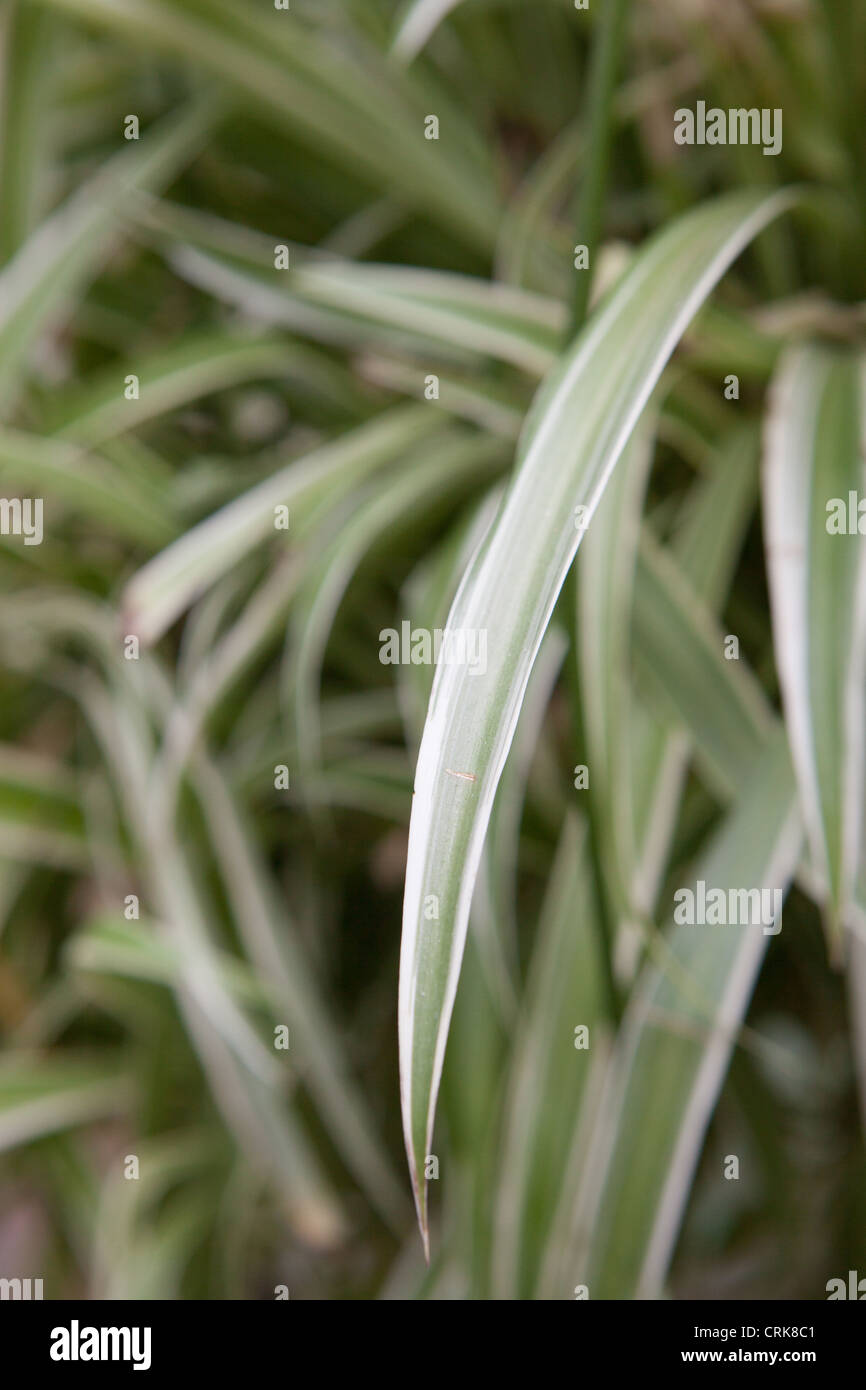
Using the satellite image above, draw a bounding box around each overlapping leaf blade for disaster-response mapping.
[570,730,802,1299]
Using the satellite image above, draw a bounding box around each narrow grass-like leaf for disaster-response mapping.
[123,405,442,644]
[41,0,499,251]
[0,1,54,263]
[287,432,507,781]
[188,753,410,1229]
[0,743,92,869]
[0,94,220,412]
[48,334,363,448]
[578,421,654,916]
[633,528,773,801]
[527,451,761,1291]
[397,496,503,746]
[626,437,771,819]
[492,812,605,1297]
[471,628,567,1021]
[356,355,525,438]
[399,189,793,1246]
[495,119,583,294]
[169,242,562,376]
[0,1056,129,1152]
[92,1134,223,1299]
[0,426,176,544]
[571,730,801,1299]
[762,343,866,952]
[68,915,267,1011]
[669,424,761,603]
[76,663,347,1238]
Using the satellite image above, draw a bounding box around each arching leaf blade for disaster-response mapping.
[398,189,795,1247]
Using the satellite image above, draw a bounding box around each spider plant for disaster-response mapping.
[0,0,864,1300]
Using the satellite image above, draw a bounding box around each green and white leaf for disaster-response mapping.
[762,343,866,952]
[568,730,802,1299]
[398,189,794,1245]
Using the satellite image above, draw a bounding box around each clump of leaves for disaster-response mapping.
[0,0,864,1300]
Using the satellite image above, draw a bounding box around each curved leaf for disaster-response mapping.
[398,188,794,1247]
